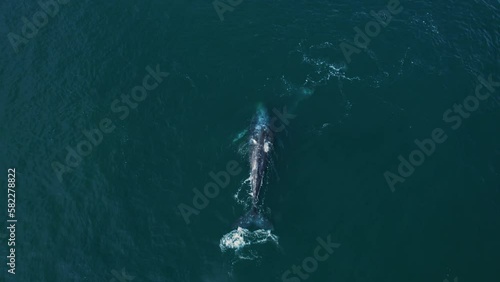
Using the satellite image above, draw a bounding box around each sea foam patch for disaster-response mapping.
[220,227,279,260]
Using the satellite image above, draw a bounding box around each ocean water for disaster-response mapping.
[0,0,499,281]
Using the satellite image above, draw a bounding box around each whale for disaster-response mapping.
[234,104,274,230]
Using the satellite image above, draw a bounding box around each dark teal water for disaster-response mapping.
[1,0,499,281]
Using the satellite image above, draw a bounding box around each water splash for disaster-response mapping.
[233,177,252,207]
[219,227,279,260]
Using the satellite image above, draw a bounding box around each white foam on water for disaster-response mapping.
[302,54,360,84]
[219,227,279,260]
[233,176,252,207]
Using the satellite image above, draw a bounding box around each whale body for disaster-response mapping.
[234,104,274,230]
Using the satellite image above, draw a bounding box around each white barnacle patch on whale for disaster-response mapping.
[251,158,257,171]
[251,138,258,145]
[264,142,271,153]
